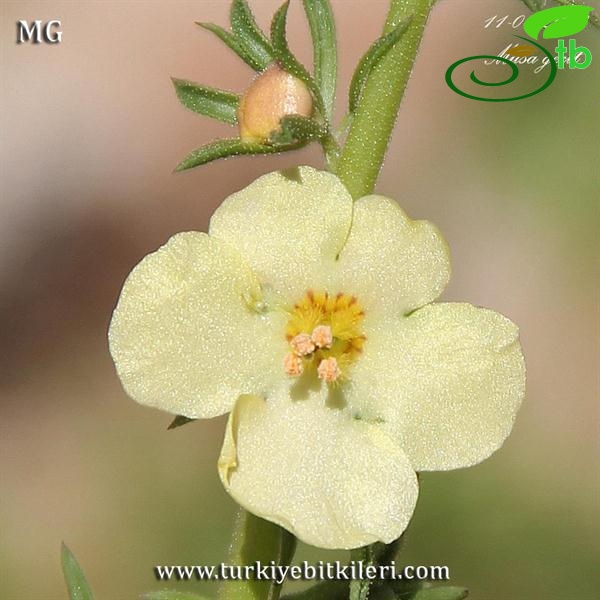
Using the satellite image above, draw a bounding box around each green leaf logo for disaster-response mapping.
[523,5,593,40]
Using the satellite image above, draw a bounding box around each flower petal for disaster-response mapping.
[109,232,286,418]
[348,303,526,471]
[209,167,353,302]
[336,195,450,316]
[219,387,418,549]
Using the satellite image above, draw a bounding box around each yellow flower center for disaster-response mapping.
[284,290,365,383]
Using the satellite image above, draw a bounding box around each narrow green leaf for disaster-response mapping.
[171,78,239,124]
[61,543,94,600]
[412,586,469,600]
[197,22,266,71]
[302,0,337,122]
[167,415,196,430]
[523,5,593,39]
[175,138,300,172]
[349,15,413,113]
[230,0,274,68]
[270,1,326,119]
[270,115,326,144]
[142,592,210,600]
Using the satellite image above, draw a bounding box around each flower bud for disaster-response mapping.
[238,65,313,143]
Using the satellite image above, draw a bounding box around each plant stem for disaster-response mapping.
[335,0,435,199]
[348,536,406,600]
[322,132,341,171]
[349,546,373,600]
[218,509,297,600]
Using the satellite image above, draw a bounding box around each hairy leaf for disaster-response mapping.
[302,0,337,122]
[197,22,266,71]
[230,0,274,69]
[171,78,239,124]
[349,15,412,113]
[175,138,301,172]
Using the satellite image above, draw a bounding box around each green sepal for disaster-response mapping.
[523,4,593,39]
[171,78,239,124]
[196,22,268,71]
[412,587,469,600]
[61,543,95,600]
[270,1,327,119]
[302,0,337,122]
[175,138,301,172]
[270,115,326,145]
[167,415,197,430]
[142,592,210,600]
[230,0,274,68]
[349,15,413,113]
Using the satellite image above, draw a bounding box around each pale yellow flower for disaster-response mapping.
[108,167,525,549]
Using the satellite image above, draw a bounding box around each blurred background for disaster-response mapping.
[1,1,598,598]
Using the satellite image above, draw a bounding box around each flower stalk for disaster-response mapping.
[218,509,297,600]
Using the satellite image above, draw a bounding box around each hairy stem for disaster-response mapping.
[335,0,435,199]
[218,509,297,600]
